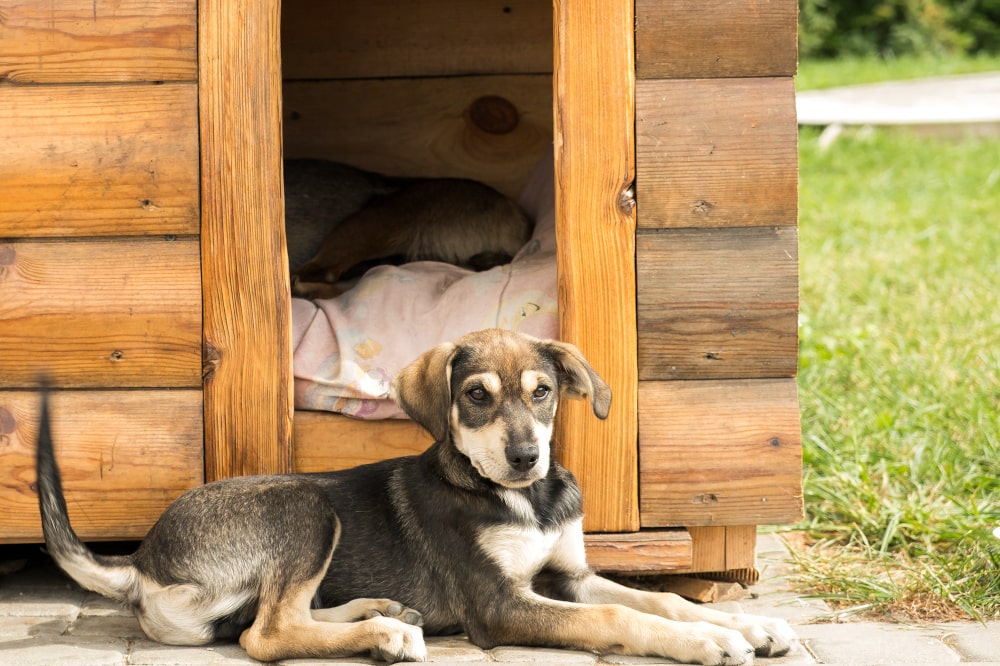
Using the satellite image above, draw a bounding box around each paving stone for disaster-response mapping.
[491,645,598,663]
[423,635,490,661]
[80,591,134,617]
[0,614,69,639]
[0,635,126,665]
[935,621,1000,662]
[68,613,146,639]
[795,622,961,664]
[128,640,266,665]
[0,585,85,618]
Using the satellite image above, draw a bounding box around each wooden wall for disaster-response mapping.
[280,0,553,198]
[634,0,803,528]
[0,0,203,542]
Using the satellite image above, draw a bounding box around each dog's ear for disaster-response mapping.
[390,342,459,441]
[541,340,612,420]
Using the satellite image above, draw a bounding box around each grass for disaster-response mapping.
[793,55,1000,621]
[796,51,1000,90]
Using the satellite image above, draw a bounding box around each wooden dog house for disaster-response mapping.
[0,0,802,576]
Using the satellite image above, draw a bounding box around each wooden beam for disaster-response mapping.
[636,0,798,79]
[553,0,638,532]
[639,379,803,526]
[0,84,199,237]
[199,0,293,480]
[0,238,201,388]
[585,530,692,574]
[0,390,203,543]
[0,0,196,84]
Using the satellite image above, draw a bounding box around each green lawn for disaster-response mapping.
[793,56,1000,620]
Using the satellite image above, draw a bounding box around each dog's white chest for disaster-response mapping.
[476,519,586,583]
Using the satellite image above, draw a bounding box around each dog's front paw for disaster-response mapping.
[729,615,797,658]
[676,623,755,666]
[367,616,427,663]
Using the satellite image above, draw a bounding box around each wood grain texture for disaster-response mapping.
[554,0,638,533]
[637,226,799,380]
[293,411,433,473]
[636,0,797,79]
[674,526,757,574]
[0,238,201,388]
[639,379,803,526]
[282,0,551,80]
[636,77,797,229]
[282,75,553,199]
[199,0,293,481]
[0,0,197,84]
[0,84,199,237]
[585,530,692,573]
[0,389,203,543]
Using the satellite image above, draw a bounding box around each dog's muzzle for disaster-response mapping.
[505,442,539,472]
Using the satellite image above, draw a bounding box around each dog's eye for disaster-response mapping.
[467,387,488,403]
[532,386,551,400]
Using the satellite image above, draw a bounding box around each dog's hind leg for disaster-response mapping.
[240,574,426,662]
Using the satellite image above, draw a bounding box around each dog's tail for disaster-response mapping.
[36,385,137,602]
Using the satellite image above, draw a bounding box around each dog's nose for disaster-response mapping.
[506,443,539,472]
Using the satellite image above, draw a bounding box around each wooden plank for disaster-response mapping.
[639,379,803,526]
[637,226,799,380]
[726,524,758,571]
[684,526,727,573]
[0,389,203,543]
[655,577,746,603]
[0,0,197,84]
[199,0,293,481]
[585,530,692,574]
[636,0,797,79]
[0,238,202,388]
[636,78,797,229]
[553,0,638,533]
[0,83,199,237]
[282,0,551,80]
[282,75,553,199]
[293,411,433,473]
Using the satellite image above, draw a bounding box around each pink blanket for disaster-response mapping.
[292,155,557,419]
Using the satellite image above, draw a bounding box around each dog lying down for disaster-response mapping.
[36,329,797,665]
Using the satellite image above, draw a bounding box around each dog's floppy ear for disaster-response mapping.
[541,340,612,420]
[390,342,459,442]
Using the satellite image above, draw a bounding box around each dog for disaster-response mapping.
[37,329,797,664]
[285,159,532,300]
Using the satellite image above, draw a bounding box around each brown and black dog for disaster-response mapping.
[37,329,796,664]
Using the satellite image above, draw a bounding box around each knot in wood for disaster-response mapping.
[467,95,519,135]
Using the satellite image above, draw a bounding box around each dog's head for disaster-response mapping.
[391,329,611,489]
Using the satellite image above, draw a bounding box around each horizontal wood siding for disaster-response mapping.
[634,0,800,533]
[281,0,551,80]
[636,77,798,229]
[293,412,433,472]
[0,1,204,543]
[0,0,197,84]
[637,227,798,380]
[283,75,553,198]
[635,0,797,79]
[0,390,203,542]
[639,379,803,526]
[0,84,199,237]
[0,238,202,388]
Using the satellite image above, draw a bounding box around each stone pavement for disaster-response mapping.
[1,533,997,665]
